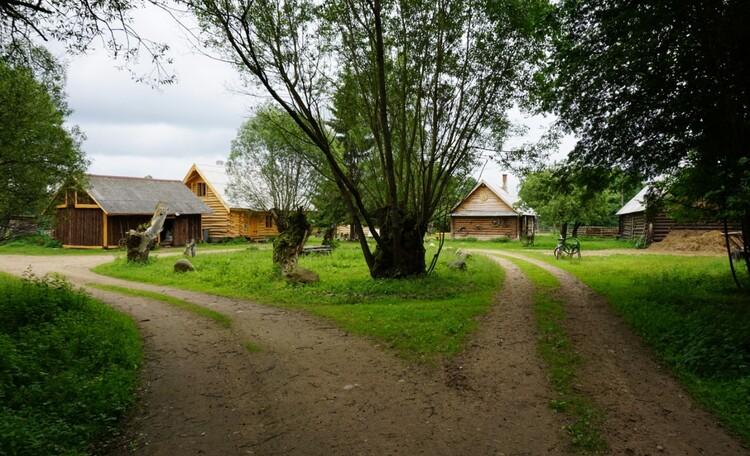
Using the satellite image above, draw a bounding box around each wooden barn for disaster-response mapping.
[182,163,279,241]
[52,175,212,249]
[450,176,535,240]
[617,186,738,242]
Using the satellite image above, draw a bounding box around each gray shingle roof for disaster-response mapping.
[85,175,212,215]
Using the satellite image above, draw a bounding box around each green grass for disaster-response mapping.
[0,272,142,456]
[88,284,233,328]
[509,258,609,453]
[525,252,750,444]
[446,232,635,252]
[94,242,503,363]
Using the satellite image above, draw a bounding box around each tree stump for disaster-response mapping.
[127,202,168,263]
[184,238,196,257]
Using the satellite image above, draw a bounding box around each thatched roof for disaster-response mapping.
[85,175,212,215]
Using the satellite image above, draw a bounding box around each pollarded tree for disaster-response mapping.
[542,0,750,279]
[189,0,551,278]
[226,103,318,276]
[0,57,87,241]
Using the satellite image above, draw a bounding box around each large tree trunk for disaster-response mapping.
[370,209,426,279]
[559,222,569,239]
[272,208,311,276]
[127,202,168,263]
[571,222,582,238]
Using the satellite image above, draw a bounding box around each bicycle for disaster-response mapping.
[553,236,580,260]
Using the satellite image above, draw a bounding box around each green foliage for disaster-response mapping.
[530,253,750,442]
[193,0,552,277]
[0,272,142,455]
[517,164,618,233]
[0,58,87,241]
[94,243,503,363]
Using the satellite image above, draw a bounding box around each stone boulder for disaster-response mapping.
[455,249,471,260]
[449,260,467,270]
[174,259,195,273]
[285,267,320,284]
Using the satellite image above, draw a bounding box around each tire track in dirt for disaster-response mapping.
[473,250,750,455]
[0,254,564,455]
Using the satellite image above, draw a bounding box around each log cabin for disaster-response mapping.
[450,175,535,240]
[182,162,280,241]
[52,175,212,249]
[617,186,739,241]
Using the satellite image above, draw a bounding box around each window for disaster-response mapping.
[197,182,207,197]
[265,214,273,228]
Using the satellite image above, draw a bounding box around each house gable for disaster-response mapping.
[452,181,518,216]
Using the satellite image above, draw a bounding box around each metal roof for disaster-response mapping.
[86,175,213,215]
[189,163,257,210]
[616,186,648,215]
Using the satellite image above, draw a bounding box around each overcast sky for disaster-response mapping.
[54,7,574,192]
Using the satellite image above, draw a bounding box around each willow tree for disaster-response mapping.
[190,0,549,278]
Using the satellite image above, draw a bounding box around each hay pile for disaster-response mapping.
[649,230,727,254]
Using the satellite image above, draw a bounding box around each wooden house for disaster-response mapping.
[450,176,535,240]
[182,163,279,241]
[617,186,737,241]
[52,175,212,249]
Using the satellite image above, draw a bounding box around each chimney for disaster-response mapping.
[216,160,225,166]
[502,173,508,192]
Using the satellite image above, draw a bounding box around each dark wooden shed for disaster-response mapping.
[52,175,212,249]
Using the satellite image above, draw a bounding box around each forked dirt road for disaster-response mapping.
[0,251,747,455]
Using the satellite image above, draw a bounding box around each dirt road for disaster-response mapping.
[0,251,746,455]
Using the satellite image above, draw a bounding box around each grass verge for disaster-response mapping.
[0,272,142,455]
[93,243,503,363]
[525,252,750,444]
[88,283,232,328]
[508,258,609,453]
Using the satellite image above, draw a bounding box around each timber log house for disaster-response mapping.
[182,163,280,241]
[450,175,535,240]
[617,186,739,241]
[52,175,211,249]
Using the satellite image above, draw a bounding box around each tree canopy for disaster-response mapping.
[190,0,551,278]
[0,58,87,241]
[517,164,617,238]
[542,0,750,275]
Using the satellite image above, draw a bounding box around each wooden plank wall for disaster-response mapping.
[451,216,518,240]
[106,215,150,247]
[173,215,202,245]
[55,208,104,247]
[454,184,514,213]
[185,174,231,238]
[618,212,646,240]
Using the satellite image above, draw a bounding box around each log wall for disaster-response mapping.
[451,216,519,240]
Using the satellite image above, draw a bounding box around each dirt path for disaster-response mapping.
[473,249,749,455]
[0,251,747,455]
[0,254,563,455]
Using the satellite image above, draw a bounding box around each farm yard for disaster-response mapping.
[1,235,748,455]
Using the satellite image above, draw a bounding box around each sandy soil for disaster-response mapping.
[0,250,746,455]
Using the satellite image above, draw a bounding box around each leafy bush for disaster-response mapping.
[0,272,142,455]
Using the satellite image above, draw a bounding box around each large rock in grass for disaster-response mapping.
[174,259,195,273]
[284,267,319,284]
[449,260,467,271]
[456,249,471,260]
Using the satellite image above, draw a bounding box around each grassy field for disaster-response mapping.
[525,252,750,443]
[94,242,503,363]
[0,272,142,455]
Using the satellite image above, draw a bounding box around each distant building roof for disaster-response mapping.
[616,186,649,216]
[85,174,212,215]
[187,163,256,210]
